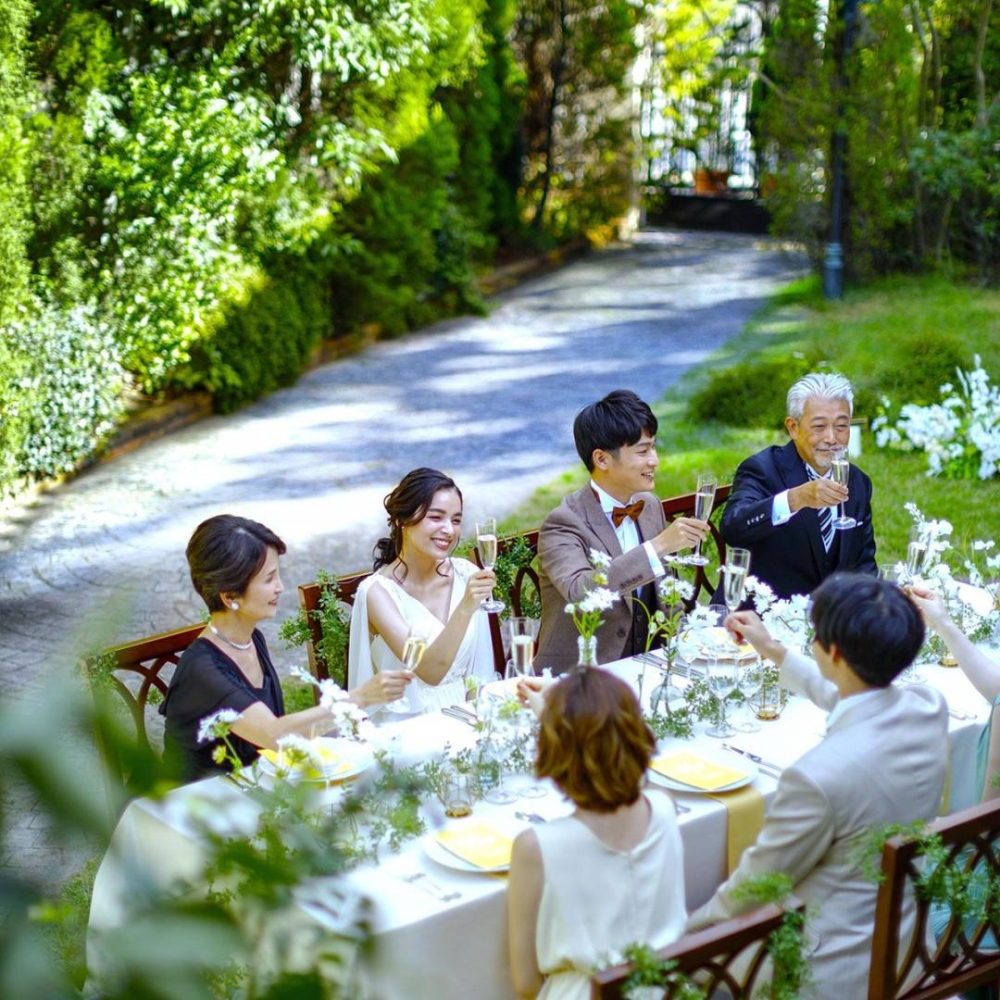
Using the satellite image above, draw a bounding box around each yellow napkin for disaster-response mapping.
[651,750,748,791]
[435,821,513,870]
[706,785,766,875]
[259,745,352,781]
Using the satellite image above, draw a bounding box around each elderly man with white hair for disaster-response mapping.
[717,372,877,600]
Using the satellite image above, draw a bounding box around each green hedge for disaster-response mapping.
[194,251,333,414]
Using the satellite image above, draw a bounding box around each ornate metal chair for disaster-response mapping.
[590,898,804,999]
[868,797,1000,1000]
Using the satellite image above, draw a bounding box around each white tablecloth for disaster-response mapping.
[87,655,992,1000]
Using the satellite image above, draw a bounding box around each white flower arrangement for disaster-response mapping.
[564,550,619,643]
[873,356,1000,480]
[759,592,814,653]
[290,665,374,741]
[197,708,241,744]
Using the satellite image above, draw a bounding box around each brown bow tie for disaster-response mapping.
[611,499,645,528]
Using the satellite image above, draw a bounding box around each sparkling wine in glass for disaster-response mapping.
[510,635,534,675]
[687,474,717,567]
[476,517,505,614]
[906,526,930,582]
[723,547,751,613]
[385,630,425,714]
[830,451,857,530]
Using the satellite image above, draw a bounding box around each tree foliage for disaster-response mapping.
[0,0,650,496]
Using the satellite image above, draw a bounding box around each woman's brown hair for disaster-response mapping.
[535,669,655,812]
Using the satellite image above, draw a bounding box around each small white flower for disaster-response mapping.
[197,708,241,744]
[589,550,612,570]
[578,587,616,614]
[658,577,694,604]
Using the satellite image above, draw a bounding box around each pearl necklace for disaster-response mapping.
[209,624,253,651]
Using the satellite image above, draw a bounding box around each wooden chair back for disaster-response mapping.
[868,797,1000,1000]
[80,623,204,795]
[297,569,370,689]
[590,899,804,999]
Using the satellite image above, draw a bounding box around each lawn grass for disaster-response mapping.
[504,274,1000,571]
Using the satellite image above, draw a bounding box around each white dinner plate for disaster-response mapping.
[258,737,374,784]
[479,678,521,701]
[422,833,511,874]
[647,754,758,795]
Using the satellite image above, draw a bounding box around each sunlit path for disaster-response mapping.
[0,230,805,693]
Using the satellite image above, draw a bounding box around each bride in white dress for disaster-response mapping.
[347,468,498,715]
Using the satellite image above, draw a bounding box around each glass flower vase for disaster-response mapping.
[576,635,598,669]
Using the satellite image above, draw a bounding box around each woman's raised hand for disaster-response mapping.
[908,585,950,632]
[352,670,414,709]
[461,567,497,609]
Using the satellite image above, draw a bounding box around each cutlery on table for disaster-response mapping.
[721,744,783,777]
[399,870,462,902]
[514,810,548,824]
[441,707,477,727]
[948,708,976,721]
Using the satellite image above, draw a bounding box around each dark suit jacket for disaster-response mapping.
[719,440,877,600]
[536,487,667,674]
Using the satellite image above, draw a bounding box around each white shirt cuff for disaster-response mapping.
[772,490,796,525]
[643,540,666,578]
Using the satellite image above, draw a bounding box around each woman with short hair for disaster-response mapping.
[161,514,405,781]
[507,669,686,999]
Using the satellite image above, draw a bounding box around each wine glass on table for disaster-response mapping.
[830,449,857,530]
[686,474,717,567]
[506,618,547,799]
[476,517,506,614]
[384,629,425,714]
[704,648,738,739]
[506,617,537,680]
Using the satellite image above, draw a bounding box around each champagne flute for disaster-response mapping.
[506,618,547,799]
[733,655,763,733]
[476,517,505,614]
[723,547,751,613]
[384,629,425,714]
[687,474,717,567]
[906,525,930,581]
[830,450,857,530]
[506,617,537,680]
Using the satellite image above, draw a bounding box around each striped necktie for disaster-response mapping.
[806,465,835,551]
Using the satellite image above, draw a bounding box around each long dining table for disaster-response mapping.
[87,651,992,1000]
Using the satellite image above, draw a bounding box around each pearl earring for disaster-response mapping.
[231,602,240,611]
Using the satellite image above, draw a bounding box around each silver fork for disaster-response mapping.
[721,743,783,777]
[399,870,462,902]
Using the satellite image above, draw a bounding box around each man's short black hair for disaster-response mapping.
[573,390,658,472]
[809,572,924,687]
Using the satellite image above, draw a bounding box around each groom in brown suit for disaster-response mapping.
[535,390,709,673]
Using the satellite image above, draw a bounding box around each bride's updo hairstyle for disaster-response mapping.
[535,670,655,813]
[373,468,463,574]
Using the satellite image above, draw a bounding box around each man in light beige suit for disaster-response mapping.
[536,390,709,674]
[687,572,948,1000]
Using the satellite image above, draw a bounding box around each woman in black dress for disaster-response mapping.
[162,514,409,780]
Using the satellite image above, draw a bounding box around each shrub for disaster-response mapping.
[687,352,824,429]
[327,116,484,339]
[5,299,125,479]
[192,252,332,414]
